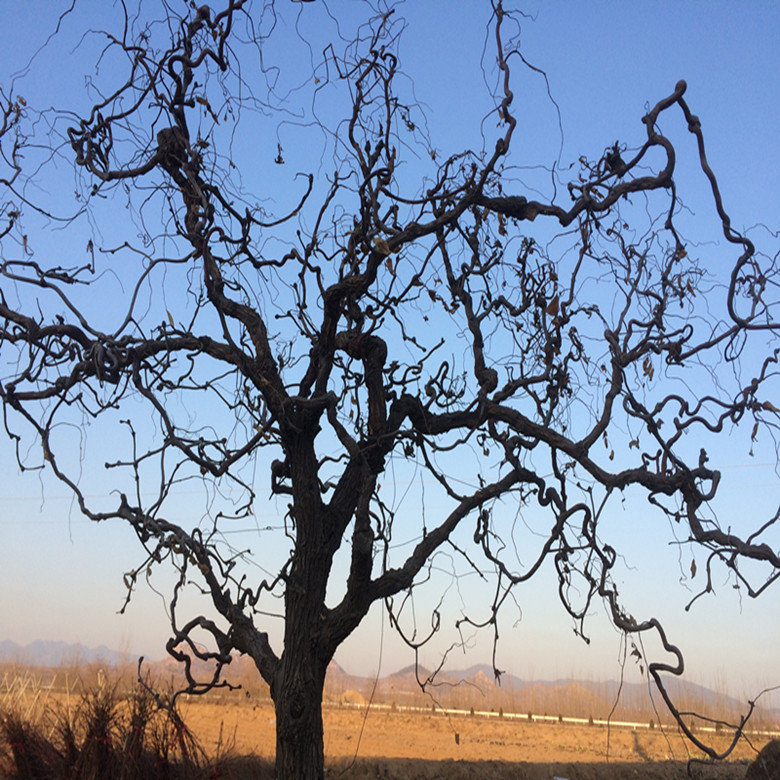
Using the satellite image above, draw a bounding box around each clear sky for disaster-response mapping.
[1,0,778,710]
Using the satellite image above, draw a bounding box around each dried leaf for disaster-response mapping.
[167,310,174,327]
[762,400,779,413]
[195,95,219,123]
[373,237,391,256]
[545,294,559,317]
[628,439,639,449]
[690,558,697,578]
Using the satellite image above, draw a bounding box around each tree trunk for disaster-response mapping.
[271,496,333,779]
[273,654,327,780]
[269,431,348,779]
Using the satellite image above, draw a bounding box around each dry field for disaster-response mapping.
[1,668,773,779]
[180,697,769,779]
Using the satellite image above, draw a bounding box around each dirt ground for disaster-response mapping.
[180,699,769,779]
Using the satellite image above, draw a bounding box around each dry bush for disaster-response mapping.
[0,679,275,779]
[0,709,62,779]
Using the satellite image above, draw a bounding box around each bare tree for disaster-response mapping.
[1,2,778,777]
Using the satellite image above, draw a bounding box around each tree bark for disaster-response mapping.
[273,653,327,780]
[271,461,336,780]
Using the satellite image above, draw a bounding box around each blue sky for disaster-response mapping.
[1,0,778,709]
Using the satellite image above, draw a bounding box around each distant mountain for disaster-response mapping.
[3,640,776,727]
[0,640,133,667]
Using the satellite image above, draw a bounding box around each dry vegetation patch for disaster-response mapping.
[179,695,766,778]
[0,674,770,779]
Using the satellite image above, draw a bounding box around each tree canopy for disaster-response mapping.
[1,2,778,777]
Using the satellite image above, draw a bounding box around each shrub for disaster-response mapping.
[0,682,206,780]
[0,710,58,780]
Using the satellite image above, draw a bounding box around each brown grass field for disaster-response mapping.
[1,665,775,779]
[178,697,770,779]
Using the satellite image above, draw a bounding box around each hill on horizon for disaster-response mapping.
[2,639,776,727]
[0,639,138,667]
